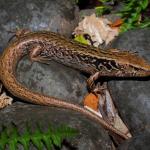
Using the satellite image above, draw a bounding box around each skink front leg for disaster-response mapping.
[29,44,53,64]
[87,72,103,93]
[29,45,43,62]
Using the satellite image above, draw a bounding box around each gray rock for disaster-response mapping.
[107,28,150,61]
[118,132,150,150]
[107,28,150,134]
[79,9,95,21]
[1,55,113,150]
[0,0,79,48]
[0,102,113,150]
[16,57,88,104]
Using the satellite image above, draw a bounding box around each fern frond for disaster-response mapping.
[0,123,78,150]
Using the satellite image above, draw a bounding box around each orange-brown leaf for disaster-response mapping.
[110,19,123,28]
[83,93,99,112]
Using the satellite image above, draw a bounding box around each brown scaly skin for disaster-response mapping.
[1,31,150,140]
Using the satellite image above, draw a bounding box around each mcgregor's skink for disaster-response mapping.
[1,31,150,140]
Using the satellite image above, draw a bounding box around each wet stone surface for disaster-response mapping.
[16,57,88,104]
[107,29,150,149]
[118,131,150,150]
[0,54,114,150]
[108,28,150,135]
[0,102,113,150]
[0,0,79,48]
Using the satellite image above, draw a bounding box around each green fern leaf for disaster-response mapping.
[51,133,62,148]
[18,125,31,150]
[7,124,19,150]
[0,126,8,149]
[31,128,44,149]
[140,0,149,10]
[0,123,78,149]
[58,125,78,138]
[42,133,53,150]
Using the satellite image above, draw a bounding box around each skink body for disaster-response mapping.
[1,31,150,140]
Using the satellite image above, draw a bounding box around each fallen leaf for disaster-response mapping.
[0,92,13,109]
[74,35,89,45]
[73,14,119,46]
[83,93,99,112]
[0,83,13,109]
[109,19,123,28]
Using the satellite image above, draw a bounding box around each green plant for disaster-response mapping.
[0,123,78,150]
[74,35,89,45]
[74,0,79,4]
[95,0,150,32]
[118,0,150,32]
[95,0,113,16]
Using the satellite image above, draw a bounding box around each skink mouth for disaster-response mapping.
[129,69,150,77]
[139,70,150,77]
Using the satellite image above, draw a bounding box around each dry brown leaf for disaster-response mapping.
[98,87,132,137]
[113,114,132,138]
[83,93,99,112]
[0,83,13,109]
[83,83,132,138]
[73,14,119,46]
[0,92,13,109]
[109,19,123,28]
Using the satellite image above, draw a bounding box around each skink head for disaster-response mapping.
[108,50,150,77]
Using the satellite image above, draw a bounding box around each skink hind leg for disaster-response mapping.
[29,45,43,62]
[8,29,31,42]
[14,29,31,38]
